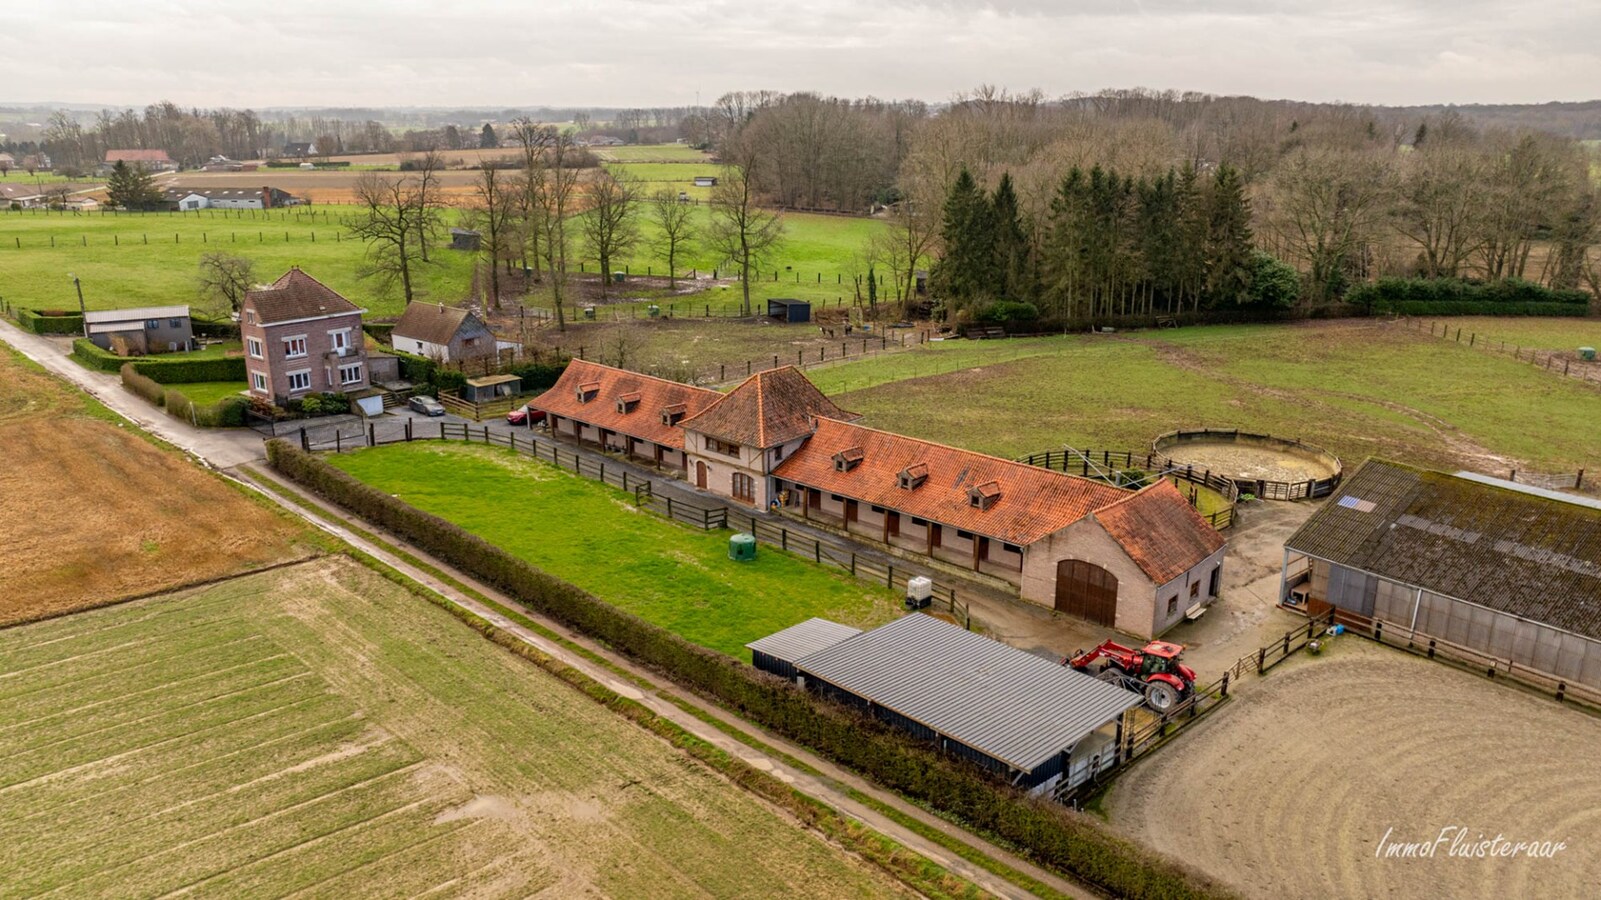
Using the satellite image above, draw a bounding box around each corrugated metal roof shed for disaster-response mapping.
[1287,459,1601,638]
[83,306,190,324]
[793,614,1139,772]
[746,618,861,663]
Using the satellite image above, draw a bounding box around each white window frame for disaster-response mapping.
[338,362,364,385]
[246,337,264,359]
[283,335,308,359]
[286,369,312,394]
[329,328,350,352]
[245,310,256,325]
[250,370,268,393]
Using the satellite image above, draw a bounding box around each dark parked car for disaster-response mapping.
[507,404,546,426]
[408,395,446,417]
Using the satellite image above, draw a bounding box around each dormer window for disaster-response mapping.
[968,480,1001,510]
[898,463,929,491]
[616,391,641,414]
[833,446,864,472]
[660,403,687,426]
[575,381,600,403]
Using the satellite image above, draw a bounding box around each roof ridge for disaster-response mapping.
[816,417,1129,493]
[564,358,722,397]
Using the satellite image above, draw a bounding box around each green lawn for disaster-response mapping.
[0,558,903,897]
[1413,316,1601,351]
[169,380,247,404]
[812,321,1601,477]
[327,442,903,657]
[597,143,714,162]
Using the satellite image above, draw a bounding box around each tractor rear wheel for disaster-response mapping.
[1145,681,1181,712]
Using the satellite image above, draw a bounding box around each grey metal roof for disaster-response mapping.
[746,618,861,663]
[1287,459,1601,639]
[793,614,1140,772]
[82,305,189,324]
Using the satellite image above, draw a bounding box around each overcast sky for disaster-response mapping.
[7,0,1597,109]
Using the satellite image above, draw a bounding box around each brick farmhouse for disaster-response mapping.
[241,268,367,406]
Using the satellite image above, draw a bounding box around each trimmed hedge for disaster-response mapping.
[129,355,246,384]
[119,363,166,406]
[265,439,1228,900]
[16,308,84,335]
[508,359,568,391]
[1386,301,1582,317]
[1349,277,1591,315]
[191,316,239,339]
[363,322,396,343]
[72,338,129,373]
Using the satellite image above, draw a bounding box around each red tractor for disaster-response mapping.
[1064,640,1197,713]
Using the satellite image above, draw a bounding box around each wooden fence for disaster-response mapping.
[1152,428,1342,502]
[1409,316,1601,392]
[300,419,971,622]
[1016,447,1237,530]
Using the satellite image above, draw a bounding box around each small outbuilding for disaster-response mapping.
[83,306,194,354]
[450,228,482,251]
[462,373,521,404]
[693,175,717,188]
[766,297,811,324]
[392,301,497,363]
[755,614,1140,792]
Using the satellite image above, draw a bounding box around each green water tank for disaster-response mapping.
[728,532,757,562]
[1580,347,1596,362]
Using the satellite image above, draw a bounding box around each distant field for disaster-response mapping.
[812,320,1601,479]
[326,442,903,657]
[0,207,474,318]
[0,558,907,897]
[0,346,311,624]
[596,143,713,162]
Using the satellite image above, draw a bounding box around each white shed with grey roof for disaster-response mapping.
[777,613,1140,791]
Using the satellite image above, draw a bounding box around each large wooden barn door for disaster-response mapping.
[1055,560,1118,626]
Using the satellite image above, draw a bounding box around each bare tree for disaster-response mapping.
[508,119,548,281]
[464,166,518,309]
[1269,148,1394,305]
[582,171,641,300]
[708,136,784,316]
[535,129,583,331]
[196,252,256,318]
[649,189,699,288]
[348,173,428,303]
[596,325,648,370]
[411,148,447,263]
[1392,144,1486,279]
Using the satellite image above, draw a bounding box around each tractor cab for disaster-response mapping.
[1138,641,1195,682]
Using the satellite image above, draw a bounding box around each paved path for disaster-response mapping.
[2,318,1097,899]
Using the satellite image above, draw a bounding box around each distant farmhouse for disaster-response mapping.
[101,149,175,173]
[160,186,294,211]
[241,268,367,405]
[281,142,318,158]
[391,302,500,364]
[532,361,1227,638]
[0,183,45,208]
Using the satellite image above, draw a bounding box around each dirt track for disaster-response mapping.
[1106,639,1601,899]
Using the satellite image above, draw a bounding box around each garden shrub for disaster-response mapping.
[119,363,165,406]
[16,308,84,335]
[72,339,128,372]
[977,300,1039,324]
[129,355,246,383]
[265,440,1228,900]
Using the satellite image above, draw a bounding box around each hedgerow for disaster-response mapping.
[119,363,166,406]
[16,308,84,335]
[265,439,1229,900]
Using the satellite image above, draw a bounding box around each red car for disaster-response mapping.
[506,405,546,427]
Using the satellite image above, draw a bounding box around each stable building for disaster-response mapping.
[1283,459,1601,690]
[772,418,1227,637]
[159,186,293,211]
[681,366,860,508]
[750,614,1140,792]
[531,358,723,470]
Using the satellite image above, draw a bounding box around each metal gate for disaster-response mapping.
[1055,559,1118,626]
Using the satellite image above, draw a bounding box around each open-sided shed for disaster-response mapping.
[764,614,1139,791]
[746,618,861,678]
[766,298,811,324]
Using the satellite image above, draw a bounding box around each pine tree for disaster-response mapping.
[932,167,997,312]
[1041,167,1088,319]
[479,123,498,149]
[1204,164,1255,306]
[990,173,1033,302]
[1173,164,1209,312]
[105,160,160,210]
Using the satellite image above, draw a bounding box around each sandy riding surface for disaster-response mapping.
[1105,639,1601,899]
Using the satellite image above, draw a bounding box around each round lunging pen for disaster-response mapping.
[1153,429,1342,501]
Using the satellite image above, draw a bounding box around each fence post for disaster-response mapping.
[886,564,894,588]
[667,497,673,520]
[814,541,821,563]
[1220,671,1229,698]
[299,427,308,451]
[368,424,375,447]
[1256,647,1265,674]
[335,431,341,453]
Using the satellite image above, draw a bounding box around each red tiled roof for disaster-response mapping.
[1093,480,1226,584]
[104,149,172,163]
[772,418,1131,545]
[529,359,722,451]
[681,366,858,449]
[243,268,361,324]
